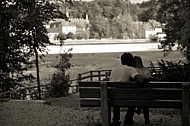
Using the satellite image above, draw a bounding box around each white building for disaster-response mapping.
[44,13,89,43]
[145,27,163,39]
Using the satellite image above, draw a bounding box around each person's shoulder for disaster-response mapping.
[114,65,130,69]
[111,65,124,72]
[141,67,150,71]
[122,65,135,69]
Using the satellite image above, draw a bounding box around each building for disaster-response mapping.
[44,12,90,43]
[156,32,166,41]
[145,27,163,39]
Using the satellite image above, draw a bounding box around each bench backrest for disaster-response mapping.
[79,81,190,126]
[79,81,190,108]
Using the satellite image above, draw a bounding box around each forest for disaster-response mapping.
[57,0,158,39]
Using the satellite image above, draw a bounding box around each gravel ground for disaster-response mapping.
[0,94,182,126]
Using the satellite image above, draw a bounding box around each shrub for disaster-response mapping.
[48,71,70,97]
[57,33,67,40]
[149,59,190,82]
[76,34,84,40]
[67,32,75,39]
[46,48,72,98]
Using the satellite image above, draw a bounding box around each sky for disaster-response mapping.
[130,0,150,3]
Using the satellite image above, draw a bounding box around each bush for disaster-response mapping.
[57,33,67,40]
[48,71,70,97]
[46,48,72,98]
[150,60,190,82]
[67,32,75,39]
[76,34,84,40]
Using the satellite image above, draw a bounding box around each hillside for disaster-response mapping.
[56,0,160,39]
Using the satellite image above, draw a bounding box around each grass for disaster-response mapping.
[0,50,186,126]
[39,50,186,81]
[0,94,182,126]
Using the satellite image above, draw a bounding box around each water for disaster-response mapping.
[42,43,160,54]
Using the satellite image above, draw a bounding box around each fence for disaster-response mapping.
[0,79,79,100]
[0,84,50,100]
[0,67,162,100]
[78,69,112,81]
[78,67,162,81]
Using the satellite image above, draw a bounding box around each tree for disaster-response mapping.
[110,14,138,39]
[138,0,190,61]
[102,6,120,19]
[0,0,67,99]
[138,0,160,25]
[57,33,67,46]
[178,0,190,61]
[67,32,75,39]
[0,1,33,90]
[87,2,103,20]
[49,48,72,98]
[90,16,110,39]
[76,34,83,40]
[156,0,190,60]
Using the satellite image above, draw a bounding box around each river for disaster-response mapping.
[41,42,161,54]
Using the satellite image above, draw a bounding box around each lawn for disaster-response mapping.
[39,50,186,81]
[0,94,182,126]
[0,50,186,126]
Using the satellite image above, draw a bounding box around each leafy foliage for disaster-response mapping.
[90,16,110,39]
[47,48,72,98]
[67,32,75,39]
[57,33,67,40]
[48,71,70,97]
[150,60,190,82]
[58,0,143,39]
[138,0,159,22]
[139,0,190,61]
[0,0,69,97]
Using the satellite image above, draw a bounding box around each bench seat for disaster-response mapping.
[79,81,190,126]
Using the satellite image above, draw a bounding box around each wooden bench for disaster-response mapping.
[79,81,190,126]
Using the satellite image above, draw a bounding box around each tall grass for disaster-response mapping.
[40,51,185,80]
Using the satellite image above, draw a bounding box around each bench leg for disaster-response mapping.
[182,83,189,126]
[101,82,111,126]
[108,106,111,125]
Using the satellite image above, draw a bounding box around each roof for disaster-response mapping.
[48,18,89,27]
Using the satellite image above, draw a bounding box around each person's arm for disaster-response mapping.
[134,74,143,83]
[130,67,144,83]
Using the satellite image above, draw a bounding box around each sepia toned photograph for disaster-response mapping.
[0,0,190,126]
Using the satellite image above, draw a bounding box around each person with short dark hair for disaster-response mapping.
[109,52,143,126]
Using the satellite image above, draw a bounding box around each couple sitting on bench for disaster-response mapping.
[110,52,152,126]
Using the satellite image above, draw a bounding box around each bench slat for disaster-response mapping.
[79,81,183,88]
[79,81,190,126]
[80,99,184,108]
[79,88,100,98]
[107,81,182,88]
[79,89,183,100]
[80,99,101,107]
[108,88,182,100]
[108,100,183,108]
[79,81,100,87]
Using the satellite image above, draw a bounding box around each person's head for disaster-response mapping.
[133,56,144,68]
[120,52,134,66]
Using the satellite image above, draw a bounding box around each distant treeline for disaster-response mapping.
[57,0,157,39]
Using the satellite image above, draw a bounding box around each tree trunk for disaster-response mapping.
[34,47,41,100]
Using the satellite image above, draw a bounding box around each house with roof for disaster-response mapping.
[45,12,90,43]
[145,27,163,39]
